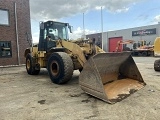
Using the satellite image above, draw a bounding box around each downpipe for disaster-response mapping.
[15,2,20,65]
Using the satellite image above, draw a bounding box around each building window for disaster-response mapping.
[0,9,9,25]
[0,41,12,57]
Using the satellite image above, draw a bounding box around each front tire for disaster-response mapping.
[154,59,160,71]
[47,52,73,84]
[26,53,40,75]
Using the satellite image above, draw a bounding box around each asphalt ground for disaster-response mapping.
[0,57,160,120]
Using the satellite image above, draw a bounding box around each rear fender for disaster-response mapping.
[24,48,31,58]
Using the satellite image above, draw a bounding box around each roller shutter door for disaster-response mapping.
[109,37,122,52]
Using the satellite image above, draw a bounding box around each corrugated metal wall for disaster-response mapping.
[104,24,160,52]
[86,24,160,52]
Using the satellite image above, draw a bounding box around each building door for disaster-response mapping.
[109,37,123,52]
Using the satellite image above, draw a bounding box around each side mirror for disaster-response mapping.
[68,25,73,33]
[40,22,44,29]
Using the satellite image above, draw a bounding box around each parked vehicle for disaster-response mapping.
[24,21,146,103]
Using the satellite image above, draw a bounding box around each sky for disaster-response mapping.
[30,0,160,43]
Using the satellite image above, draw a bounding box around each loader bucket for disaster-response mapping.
[79,52,146,104]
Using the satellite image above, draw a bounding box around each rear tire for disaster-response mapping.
[26,53,40,75]
[47,52,73,84]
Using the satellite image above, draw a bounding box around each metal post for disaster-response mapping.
[101,6,104,50]
[83,13,85,39]
[15,2,20,65]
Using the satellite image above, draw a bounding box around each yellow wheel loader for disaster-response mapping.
[24,21,146,103]
[154,37,160,71]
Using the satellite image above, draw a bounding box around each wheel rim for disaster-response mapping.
[50,61,59,76]
[26,59,31,70]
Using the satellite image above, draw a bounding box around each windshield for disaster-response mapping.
[48,23,69,40]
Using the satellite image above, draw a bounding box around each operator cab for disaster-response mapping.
[38,21,72,51]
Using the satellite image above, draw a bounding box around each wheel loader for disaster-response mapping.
[154,37,160,71]
[24,21,146,104]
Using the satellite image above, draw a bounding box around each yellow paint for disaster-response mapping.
[154,37,160,56]
[37,51,46,57]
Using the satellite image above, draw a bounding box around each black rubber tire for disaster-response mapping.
[154,59,160,71]
[154,66,159,71]
[142,51,147,56]
[47,52,73,84]
[26,53,40,75]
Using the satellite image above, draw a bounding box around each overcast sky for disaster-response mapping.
[30,0,160,43]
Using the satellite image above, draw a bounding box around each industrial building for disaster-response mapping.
[86,23,160,52]
[0,0,31,66]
